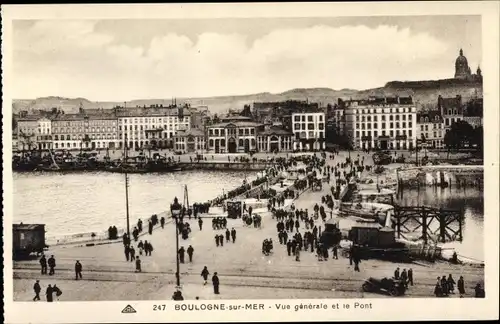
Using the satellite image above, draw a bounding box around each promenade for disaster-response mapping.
[13,151,484,301]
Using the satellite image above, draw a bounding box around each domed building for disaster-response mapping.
[454,48,482,81]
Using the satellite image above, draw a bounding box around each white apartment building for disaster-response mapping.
[117,107,191,150]
[37,117,53,149]
[291,112,326,150]
[343,96,417,150]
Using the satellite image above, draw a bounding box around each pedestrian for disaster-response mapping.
[148,220,153,235]
[201,266,209,285]
[45,284,53,302]
[474,283,485,298]
[75,260,83,280]
[225,229,230,242]
[408,268,413,286]
[187,245,194,263]
[125,245,130,261]
[135,257,142,272]
[130,246,136,262]
[138,240,144,255]
[215,235,219,247]
[332,245,338,259]
[198,218,203,231]
[447,274,456,294]
[160,216,165,229]
[178,247,185,264]
[440,276,448,296]
[401,269,408,288]
[231,228,236,243]
[212,272,220,294]
[39,255,47,275]
[48,255,56,275]
[458,276,465,297]
[219,234,224,247]
[53,285,62,301]
[394,267,400,280]
[33,280,41,301]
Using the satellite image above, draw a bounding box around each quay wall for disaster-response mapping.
[179,162,271,171]
[397,165,483,187]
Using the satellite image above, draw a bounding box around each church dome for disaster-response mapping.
[455,49,468,67]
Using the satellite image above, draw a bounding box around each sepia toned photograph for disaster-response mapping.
[2,2,499,323]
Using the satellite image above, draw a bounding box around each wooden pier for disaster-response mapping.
[393,206,464,244]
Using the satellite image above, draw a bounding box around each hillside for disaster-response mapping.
[11,80,482,115]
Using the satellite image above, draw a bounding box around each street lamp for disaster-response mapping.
[170,197,182,288]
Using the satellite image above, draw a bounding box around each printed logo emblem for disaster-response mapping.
[121,305,137,314]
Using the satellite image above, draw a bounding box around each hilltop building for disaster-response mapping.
[454,48,482,81]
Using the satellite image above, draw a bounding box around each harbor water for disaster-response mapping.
[13,171,257,243]
[396,186,484,262]
[12,172,484,261]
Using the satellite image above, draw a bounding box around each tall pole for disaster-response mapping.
[175,216,180,287]
[124,133,130,238]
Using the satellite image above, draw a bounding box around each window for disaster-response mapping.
[66,135,70,140]
[220,129,225,136]
[402,122,406,128]
[215,129,219,136]
[238,129,243,136]
[396,122,400,128]
[425,125,429,131]
[390,122,394,128]
[209,139,214,147]
[374,123,378,129]
[239,139,244,146]
[389,115,393,121]
[409,130,412,137]
[244,129,249,135]
[409,122,412,128]
[250,128,255,135]
[209,129,213,136]
[356,123,360,129]
[390,130,394,137]
[307,116,313,122]
[402,115,406,121]
[356,131,360,138]
[362,116,365,122]
[318,123,324,130]
[374,116,378,122]
[381,115,386,121]
[294,115,300,122]
[307,124,315,130]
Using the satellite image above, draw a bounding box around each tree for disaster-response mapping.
[444,120,476,151]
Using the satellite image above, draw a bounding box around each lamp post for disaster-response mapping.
[170,197,182,288]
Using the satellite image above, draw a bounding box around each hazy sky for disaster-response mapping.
[12,15,482,100]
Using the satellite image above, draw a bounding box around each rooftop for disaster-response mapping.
[208,121,263,128]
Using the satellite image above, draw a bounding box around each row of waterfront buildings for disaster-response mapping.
[14,94,482,154]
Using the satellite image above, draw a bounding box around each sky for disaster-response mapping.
[12,15,482,101]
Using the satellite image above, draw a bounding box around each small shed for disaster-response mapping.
[348,223,381,246]
[13,223,46,256]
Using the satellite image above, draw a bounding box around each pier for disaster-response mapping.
[393,205,464,244]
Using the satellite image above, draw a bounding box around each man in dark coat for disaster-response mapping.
[75,260,83,280]
[39,255,47,275]
[225,229,231,243]
[48,255,56,275]
[33,280,41,301]
[148,220,153,235]
[231,228,236,243]
[187,245,194,263]
[178,247,185,263]
[124,245,130,261]
[160,216,165,229]
[458,276,465,297]
[212,272,220,294]
[215,235,219,247]
[408,268,414,286]
[286,240,292,256]
[394,267,400,280]
[46,284,53,302]
[201,266,210,285]
[400,269,408,288]
[219,234,224,247]
[198,218,203,231]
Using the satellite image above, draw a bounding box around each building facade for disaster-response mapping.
[291,112,326,151]
[256,126,294,152]
[343,96,417,150]
[17,116,40,151]
[416,111,445,149]
[117,106,191,150]
[51,114,86,150]
[174,129,206,153]
[36,117,53,149]
[206,121,261,153]
[438,95,464,131]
